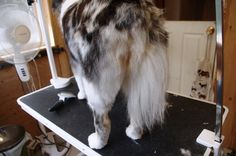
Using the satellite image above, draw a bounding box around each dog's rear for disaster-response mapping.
[52,0,168,149]
[115,1,168,140]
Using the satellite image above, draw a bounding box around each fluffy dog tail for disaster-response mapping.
[126,44,168,130]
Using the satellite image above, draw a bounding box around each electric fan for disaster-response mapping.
[0,0,42,82]
[0,0,71,88]
[0,1,71,155]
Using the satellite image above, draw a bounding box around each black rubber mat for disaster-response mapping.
[19,79,216,156]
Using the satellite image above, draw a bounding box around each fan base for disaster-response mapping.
[50,77,71,89]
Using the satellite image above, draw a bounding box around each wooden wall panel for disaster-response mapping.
[164,0,215,21]
[0,56,51,136]
[0,52,68,136]
[48,0,72,77]
[222,0,236,150]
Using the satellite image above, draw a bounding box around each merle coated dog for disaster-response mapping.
[52,0,168,149]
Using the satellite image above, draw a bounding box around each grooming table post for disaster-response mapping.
[196,0,225,155]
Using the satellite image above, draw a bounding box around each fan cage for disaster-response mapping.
[0,0,42,64]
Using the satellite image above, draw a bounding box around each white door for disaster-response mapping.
[165,21,216,99]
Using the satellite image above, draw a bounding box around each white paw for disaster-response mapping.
[77,91,86,100]
[88,133,106,149]
[126,125,143,140]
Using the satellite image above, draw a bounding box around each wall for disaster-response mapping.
[164,0,215,21]
[222,0,236,150]
[48,0,72,77]
[0,55,51,136]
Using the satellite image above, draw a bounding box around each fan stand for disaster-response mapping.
[35,0,71,89]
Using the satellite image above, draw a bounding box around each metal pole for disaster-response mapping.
[35,0,58,79]
[214,0,224,144]
[34,0,70,88]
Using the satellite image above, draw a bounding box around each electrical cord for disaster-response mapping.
[34,123,71,156]
[32,58,42,88]
[0,152,6,156]
[32,58,69,153]
[34,135,71,156]
[34,135,70,149]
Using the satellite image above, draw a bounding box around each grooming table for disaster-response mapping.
[17,78,223,156]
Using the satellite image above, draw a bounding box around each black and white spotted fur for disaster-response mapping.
[52,0,168,149]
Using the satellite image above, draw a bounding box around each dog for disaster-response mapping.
[52,0,168,149]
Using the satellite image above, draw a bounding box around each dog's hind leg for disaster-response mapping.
[126,118,143,140]
[88,109,111,149]
[82,77,118,149]
[74,74,86,100]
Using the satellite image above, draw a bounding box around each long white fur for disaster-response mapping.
[58,0,168,149]
[127,44,168,129]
